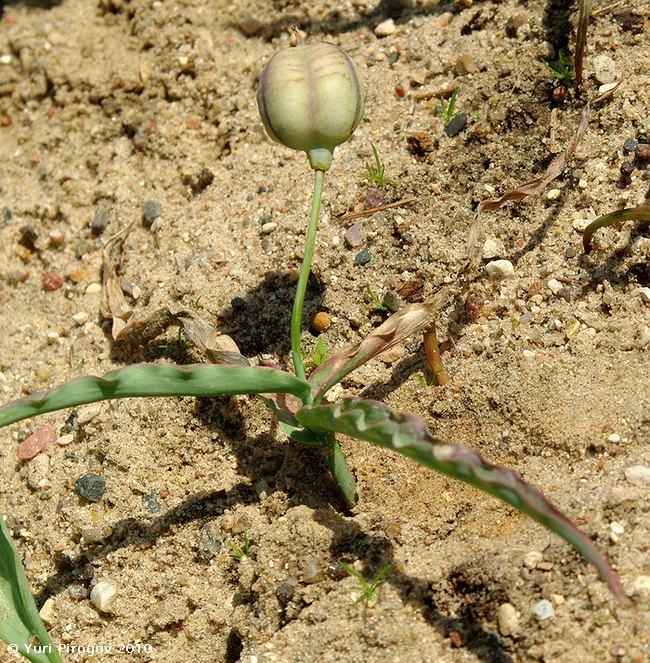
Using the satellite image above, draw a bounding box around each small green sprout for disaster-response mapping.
[157,328,188,354]
[227,531,251,561]
[361,142,397,187]
[543,52,575,87]
[339,562,392,606]
[365,284,387,313]
[440,87,462,123]
[302,337,331,369]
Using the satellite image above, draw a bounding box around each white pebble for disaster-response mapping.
[497,603,519,636]
[39,598,55,627]
[0,54,12,64]
[485,259,514,280]
[598,82,618,95]
[624,465,650,487]
[261,222,277,234]
[578,179,588,189]
[523,550,544,569]
[90,581,117,612]
[72,312,89,326]
[547,279,563,295]
[57,433,74,446]
[374,18,396,36]
[610,521,625,535]
[592,54,618,85]
[546,188,561,201]
[482,238,501,260]
[532,599,554,621]
[607,433,620,443]
[85,283,102,295]
[631,287,650,303]
[47,331,60,344]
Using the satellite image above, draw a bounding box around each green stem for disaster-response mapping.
[291,169,325,384]
[320,433,357,510]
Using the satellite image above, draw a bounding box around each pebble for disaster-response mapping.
[381,344,407,365]
[275,577,297,605]
[74,473,107,501]
[17,426,57,460]
[85,282,102,295]
[354,248,371,266]
[374,18,396,37]
[90,207,108,235]
[497,602,519,636]
[142,200,162,227]
[623,138,637,154]
[41,272,63,291]
[302,558,326,584]
[260,222,277,234]
[598,82,618,95]
[456,54,477,74]
[624,465,650,486]
[72,311,89,326]
[27,454,50,489]
[523,550,544,569]
[57,433,74,446]
[546,188,561,201]
[344,222,366,248]
[311,311,332,333]
[628,575,650,599]
[197,522,223,560]
[90,581,117,613]
[607,433,621,443]
[636,144,650,160]
[592,55,618,84]
[631,287,650,303]
[532,599,555,621]
[39,598,55,627]
[485,259,514,280]
[444,111,467,138]
[547,278,563,295]
[482,238,501,260]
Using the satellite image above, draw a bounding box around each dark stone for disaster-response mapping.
[142,200,163,227]
[74,473,106,502]
[143,492,161,514]
[275,577,297,605]
[619,161,634,178]
[90,207,109,235]
[353,248,371,266]
[444,112,467,137]
[623,137,637,154]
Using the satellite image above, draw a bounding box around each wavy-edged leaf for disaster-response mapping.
[308,289,449,402]
[296,398,627,601]
[582,206,650,253]
[0,364,310,429]
[0,517,63,663]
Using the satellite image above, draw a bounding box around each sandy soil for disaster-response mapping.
[0,0,649,661]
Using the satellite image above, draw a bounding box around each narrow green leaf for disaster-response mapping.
[582,206,650,253]
[296,398,627,602]
[0,364,311,428]
[0,517,63,663]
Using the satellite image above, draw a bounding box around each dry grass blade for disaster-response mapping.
[477,85,619,215]
[337,197,416,222]
[101,222,135,339]
[582,206,650,253]
[575,0,592,86]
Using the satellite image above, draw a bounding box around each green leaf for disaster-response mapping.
[296,398,627,602]
[582,206,650,253]
[0,364,311,428]
[0,517,63,663]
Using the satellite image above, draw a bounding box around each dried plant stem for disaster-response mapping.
[337,197,416,222]
[423,323,450,386]
[575,0,592,86]
[291,169,325,384]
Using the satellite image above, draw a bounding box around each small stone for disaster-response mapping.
[383,290,401,312]
[39,598,55,627]
[592,54,618,85]
[620,161,634,178]
[74,473,106,502]
[532,599,555,621]
[260,222,277,234]
[354,248,371,266]
[482,238,501,260]
[610,521,625,535]
[57,433,74,446]
[275,577,297,605]
[623,138,637,154]
[302,558,325,584]
[47,332,60,345]
[26,454,50,490]
[456,54,477,74]
[550,593,565,606]
[72,311,89,326]
[42,272,63,291]
[444,112,467,137]
[607,433,621,443]
[85,283,102,295]
[90,581,117,613]
[142,200,163,227]
[624,465,650,486]
[239,15,264,36]
[547,278,563,295]
[631,287,650,303]
[523,550,544,569]
[629,575,650,599]
[17,426,57,460]
[497,602,519,636]
[344,222,366,248]
[197,522,223,560]
[636,144,650,160]
[485,259,514,280]
[546,188,561,201]
[90,207,109,235]
[374,18,396,37]
[35,365,52,382]
[49,229,65,247]
[311,312,332,333]
[381,344,407,365]
[598,82,618,95]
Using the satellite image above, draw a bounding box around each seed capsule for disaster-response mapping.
[257,41,365,171]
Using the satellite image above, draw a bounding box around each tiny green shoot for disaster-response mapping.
[543,52,575,88]
[157,328,188,354]
[365,284,387,313]
[227,531,251,561]
[361,142,397,187]
[440,87,461,123]
[302,337,331,369]
[339,562,392,606]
